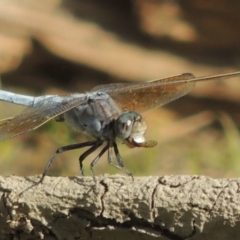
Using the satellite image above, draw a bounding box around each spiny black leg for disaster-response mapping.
[112,141,133,180]
[19,141,97,196]
[107,144,122,167]
[106,141,133,178]
[79,140,103,176]
[90,143,109,182]
[41,141,97,180]
[112,141,123,167]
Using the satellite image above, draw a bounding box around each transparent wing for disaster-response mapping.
[92,72,240,112]
[0,95,89,141]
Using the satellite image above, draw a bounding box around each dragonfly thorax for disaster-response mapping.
[64,96,121,139]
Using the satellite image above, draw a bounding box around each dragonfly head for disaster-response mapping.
[114,111,157,148]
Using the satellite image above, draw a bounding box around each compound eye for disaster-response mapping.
[115,114,133,140]
[115,111,147,141]
[115,111,157,148]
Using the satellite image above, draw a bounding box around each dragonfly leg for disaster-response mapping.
[18,141,97,196]
[90,143,109,182]
[107,141,134,180]
[79,140,103,176]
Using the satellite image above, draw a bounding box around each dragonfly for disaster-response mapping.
[0,71,240,193]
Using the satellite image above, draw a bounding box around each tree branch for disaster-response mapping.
[0,175,240,240]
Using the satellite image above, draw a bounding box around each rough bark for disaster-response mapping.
[0,175,240,240]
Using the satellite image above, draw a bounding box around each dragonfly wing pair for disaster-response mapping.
[0,94,95,141]
[92,73,196,112]
[0,72,240,141]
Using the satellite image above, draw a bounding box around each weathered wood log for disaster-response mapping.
[0,175,240,239]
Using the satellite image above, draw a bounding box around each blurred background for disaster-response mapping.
[1,0,240,178]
